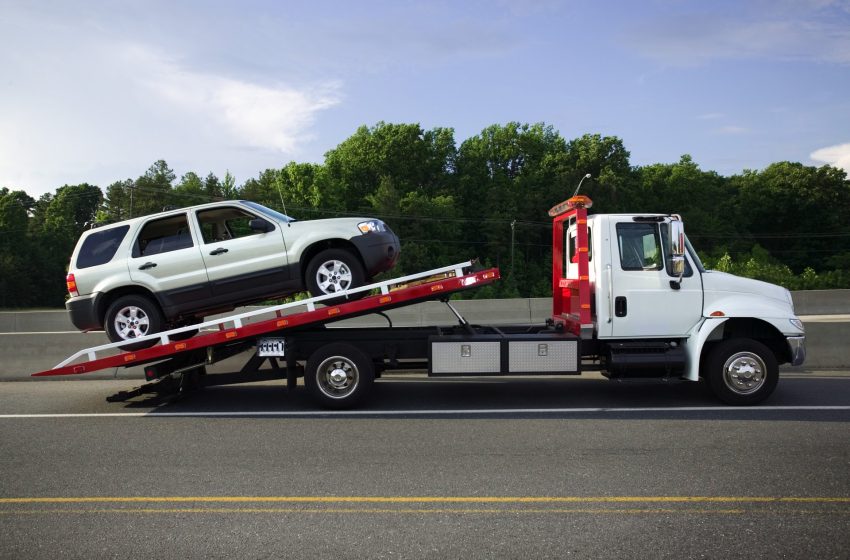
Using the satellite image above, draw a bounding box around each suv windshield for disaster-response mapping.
[241,201,294,223]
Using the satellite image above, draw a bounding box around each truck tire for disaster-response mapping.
[305,248,367,303]
[304,343,374,409]
[705,338,778,405]
[104,294,164,350]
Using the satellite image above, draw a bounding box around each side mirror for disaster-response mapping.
[669,219,686,289]
[249,218,273,233]
[670,219,685,257]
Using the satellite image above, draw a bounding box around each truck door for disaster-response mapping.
[608,218,702,338]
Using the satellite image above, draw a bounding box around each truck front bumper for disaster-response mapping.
[786,336,806,366]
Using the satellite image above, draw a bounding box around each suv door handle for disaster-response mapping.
[138,262,157,270]
[209,247,229,256]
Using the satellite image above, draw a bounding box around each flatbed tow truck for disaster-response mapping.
[34,193,806,408]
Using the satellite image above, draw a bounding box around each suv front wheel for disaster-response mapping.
[305,248,367,303]
[104,294,164,350]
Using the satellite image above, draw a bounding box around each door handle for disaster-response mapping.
[209,247,229,256]
[615,296,627,317]
[138,262,157,270]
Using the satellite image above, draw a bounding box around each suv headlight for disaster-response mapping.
[358,220,386,234]
[789,318,804,332]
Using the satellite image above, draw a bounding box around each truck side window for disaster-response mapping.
[133,214,194,258]
[616,223,662,271]
[565,218,592,274]
[196,207,272,243]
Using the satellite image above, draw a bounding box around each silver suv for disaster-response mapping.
[66,200,400,346]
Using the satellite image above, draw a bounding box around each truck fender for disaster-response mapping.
[684,317,728,381]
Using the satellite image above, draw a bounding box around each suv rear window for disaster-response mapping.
[76,225,130,269]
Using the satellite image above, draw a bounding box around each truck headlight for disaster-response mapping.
[789,318,804,331]
[358,220,386,234]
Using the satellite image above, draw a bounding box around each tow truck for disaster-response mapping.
[34,193,806,407]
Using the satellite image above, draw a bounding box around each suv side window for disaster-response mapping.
[76,225,130,269]
[196,207,272,243]
[617,223,662,271]
[133,214,194,257]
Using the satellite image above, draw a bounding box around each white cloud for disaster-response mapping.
[811,142,850,172]
[716,125,750,135]
[627,6,850,66]
[123,45,340,154]
[0,30,341,195]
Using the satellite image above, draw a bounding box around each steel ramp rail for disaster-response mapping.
[33,262,500,377]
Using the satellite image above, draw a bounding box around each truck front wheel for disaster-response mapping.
[304,343,374,409]
[705,338,778,405]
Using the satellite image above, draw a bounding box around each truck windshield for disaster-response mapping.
[241,201,295,223]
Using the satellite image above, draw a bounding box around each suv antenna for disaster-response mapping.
[572,173,592,198]
[274,172,288,217]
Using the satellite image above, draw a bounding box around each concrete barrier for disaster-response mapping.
[1,291,847,379]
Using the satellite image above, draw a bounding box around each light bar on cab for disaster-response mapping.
[548,195,593,217]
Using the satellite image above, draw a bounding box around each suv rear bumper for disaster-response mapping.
[66,294,103,332]
[352,230,401,275]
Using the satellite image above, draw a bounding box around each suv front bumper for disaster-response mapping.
[352,230,401,276]
[66,293,103,332]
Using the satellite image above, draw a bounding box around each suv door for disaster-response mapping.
[128,213,211,317]
[193,205,293,302]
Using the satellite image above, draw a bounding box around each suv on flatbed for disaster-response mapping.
[66,200,400,346]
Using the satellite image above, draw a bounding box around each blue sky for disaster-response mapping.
[2,0,849,196]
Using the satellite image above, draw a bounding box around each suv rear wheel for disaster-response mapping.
[104,295,164,350]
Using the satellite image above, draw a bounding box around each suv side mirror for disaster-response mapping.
[249,218,273,233]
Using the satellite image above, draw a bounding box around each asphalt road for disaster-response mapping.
[1,373,849,559]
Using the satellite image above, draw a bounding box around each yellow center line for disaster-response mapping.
[0,507,752,515]
[1,496,848,504]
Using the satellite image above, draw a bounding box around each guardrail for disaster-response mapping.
[1,291,848,378]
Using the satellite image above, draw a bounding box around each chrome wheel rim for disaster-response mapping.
[316,356,359,399]
[316,260,353,294]
[722,351,766,395]
[113,305,150,340]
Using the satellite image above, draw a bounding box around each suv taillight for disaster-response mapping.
[66,273,79,297]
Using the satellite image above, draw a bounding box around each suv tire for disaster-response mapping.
[305,248,367,303]
[104,294,164,350]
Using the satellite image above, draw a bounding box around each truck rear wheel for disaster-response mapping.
[705,338,778,405]
[304,343,374,409]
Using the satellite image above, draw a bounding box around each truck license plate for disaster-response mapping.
[257,338,286,357]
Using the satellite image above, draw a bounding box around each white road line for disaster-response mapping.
[1,406,849,419]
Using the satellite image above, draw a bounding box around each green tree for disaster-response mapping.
[731,162,850,271]
[130,160,176,217]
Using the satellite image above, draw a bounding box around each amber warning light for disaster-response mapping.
[548,195,593,217]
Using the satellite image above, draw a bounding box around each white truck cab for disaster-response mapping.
[558,196,805,404]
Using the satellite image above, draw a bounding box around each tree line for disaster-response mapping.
[2,121,849,308]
